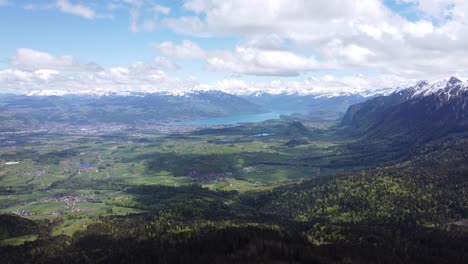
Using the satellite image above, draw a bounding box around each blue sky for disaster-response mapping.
[0,0,467,95]
[1,1,189,65]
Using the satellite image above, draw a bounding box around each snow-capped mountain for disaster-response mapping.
[20,79,400,98]
[395,77,468,99]
[23,88,375,98]
[342,77,468,144]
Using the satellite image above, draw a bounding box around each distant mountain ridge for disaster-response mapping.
[341,77,468,143]
[22,88,380,98]
[0,91,263,128]
[242,93,367,114]
[0,89,374,130]
[8,76,467,99]
[21,82,397,98]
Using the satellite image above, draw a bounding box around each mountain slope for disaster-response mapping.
[341,77,468,143]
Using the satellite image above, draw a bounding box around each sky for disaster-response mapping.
[1,0,468,96]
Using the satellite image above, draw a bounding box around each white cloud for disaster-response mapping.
[193,74,409,96]
[0,64,409,96]
[153,4,170,15]
[0,48,196,95]
[10,48,101,72]
[154,56,180,71]
[34,69,60,80]
[322,40,375,66]
[0,48,412,96]
[21,0,102,19]
[162,16,206,36]
[403,20,434,37]
[156,39,324,76]
[11,48,79,71]
[56,0,96,19]
[155,0,468,80]
[0,62,197,95]
[399,0,455,20]
[175,0,388,37]
[206,46,321,76]
[5,1,468,95]
[157,40,207,59]
[340,44,374,64]
[115,1,170,32]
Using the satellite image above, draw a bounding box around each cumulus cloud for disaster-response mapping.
[157,40,207,59]
[205,46,322,76]
[193,74,410,96]
[155,40,323,76]
[0,64,410,96]
[10,48,101,72]
[174,0,389,37]
[154,56,180,71]
[0,48,198,95]
[10,48,74,71]
[155,0,468,79]
[0,60,197,95]
[5,1,468,95]
[0,48,414,96]
[162,16,206,36]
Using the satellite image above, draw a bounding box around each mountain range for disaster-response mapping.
[0,91,368,129]
[341,77,468,143]
[0,91,261,128]
[1,76,467,134]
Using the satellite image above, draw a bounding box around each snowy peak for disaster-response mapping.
[342,76,468,144]
[403,77,468,99]
[19,76,468,99]
[448,76,462,85]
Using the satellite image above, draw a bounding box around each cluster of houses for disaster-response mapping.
[188,170,233,183]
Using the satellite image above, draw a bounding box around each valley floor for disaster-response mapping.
[1,120,467,263]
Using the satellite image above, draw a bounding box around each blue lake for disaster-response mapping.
[173,110,300,126]
[76,162,91,168]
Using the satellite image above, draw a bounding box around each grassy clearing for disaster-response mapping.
[0,234,38,246]
[126,175,192,186]
[204,178,274,192]
[237,165,312,184]
[52,218,97,237]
